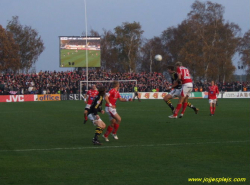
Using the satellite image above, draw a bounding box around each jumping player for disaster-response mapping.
[169,62,193,118]
[164,66,199,115]
[102,81,132,142]
[207,81,219,116]
[87,86,106,145]
[83,84,99,124]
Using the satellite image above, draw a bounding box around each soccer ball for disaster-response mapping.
[154,54,162,61]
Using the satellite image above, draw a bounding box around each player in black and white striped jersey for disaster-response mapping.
[87,86,106,145]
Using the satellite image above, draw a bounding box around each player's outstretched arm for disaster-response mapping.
[84,94,88,104]
[119,97,132,102]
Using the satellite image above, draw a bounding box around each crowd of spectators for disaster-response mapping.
[193,80,250,92]
[0,70,249,95]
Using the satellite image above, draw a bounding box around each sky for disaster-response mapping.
[0,0,249,75]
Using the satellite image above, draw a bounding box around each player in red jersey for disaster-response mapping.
[83,84,99,124]
[207,81,219,116]
[102,81,132,142]
[164,65,199,114]
[169,62,193,118]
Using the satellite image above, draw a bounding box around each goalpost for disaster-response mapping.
[79,80,137,96]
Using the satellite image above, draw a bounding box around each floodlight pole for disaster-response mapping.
[150,50,152,73]
[240,66,243,92]
[238,64,244,91]
[84,0,88,91]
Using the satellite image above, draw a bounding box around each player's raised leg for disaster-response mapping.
[187,102,199,114]
[163,94,175,113]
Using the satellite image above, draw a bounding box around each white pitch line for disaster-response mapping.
[0,140,249,152]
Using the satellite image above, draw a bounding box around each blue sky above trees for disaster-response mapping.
[0,0,249,74]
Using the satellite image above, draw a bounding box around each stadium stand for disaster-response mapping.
[0,70,249,95]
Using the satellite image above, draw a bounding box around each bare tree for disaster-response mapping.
[161,0,240,82]
[239,30,250,79]
[139,37,168,73]
[114,22,144,73]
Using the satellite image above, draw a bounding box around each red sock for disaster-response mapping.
[112,123,120,135]
[84,115,87,120]
[104,125,113,137]
[174,104,182,116]
[213,106,216,114]
[210,107,213,114]
[181,103,188,114]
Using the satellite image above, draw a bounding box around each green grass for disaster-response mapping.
[60,49,100,67]
[0,99,249,185]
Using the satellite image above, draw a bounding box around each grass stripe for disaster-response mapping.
[1,140,249,152]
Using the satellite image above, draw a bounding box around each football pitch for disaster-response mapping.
[60,49,100,67]
[0,99,249,185]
